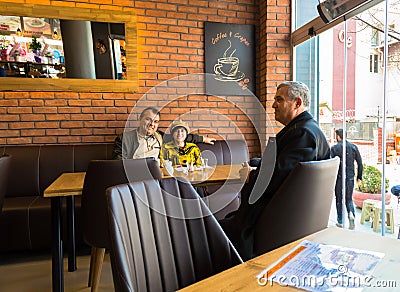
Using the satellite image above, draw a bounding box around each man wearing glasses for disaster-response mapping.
[112,106,215,160]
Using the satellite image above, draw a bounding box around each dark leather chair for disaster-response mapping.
[253,157,340,257]
[81,158,162,292]
[0,154,11,214]
[106,177,243,292]
[198,139,249,219]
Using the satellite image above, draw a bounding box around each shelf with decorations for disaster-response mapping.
[0,60,66,78]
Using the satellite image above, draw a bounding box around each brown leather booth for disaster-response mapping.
[0,144,113,252]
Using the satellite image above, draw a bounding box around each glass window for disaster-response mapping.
[294,0,320,29]
[369,54,379,73]
[371,28,380,46]
[292,0,400,237]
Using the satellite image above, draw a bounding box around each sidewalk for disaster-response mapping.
[328,163,400,239]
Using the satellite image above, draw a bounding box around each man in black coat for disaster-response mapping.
[331,128,363,229]
[220,81,330,260]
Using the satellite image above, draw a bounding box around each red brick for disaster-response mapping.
[0,100,18,106]
[94,114,116,120]
[79,93,103,100]
[36,122,60,129]
[82,136,107,143]
[33,107,58,114]
[21,129,46,136]
[45,100,67,106]
[4,92,29,99]
[8,108,33,114]
[82,108,105,114]
[33,136,58,144]
[0,130,20,137]
[46,129,70,136]
[45,114,70,121]
[108,121,126,128]
[70,114,94,120]
[9,122,34,129]
[61,121,83,128]
[30,92,55,99]
[93,128,116,135]
[7,137,32,144]
[68,100,91,107]
[92,100,114,107]
[71,129,93,135]
[58,137,82,143]
[19,99,45,106]
[58,107,82,114]
[84,121,108,128]
[20,114,45,121]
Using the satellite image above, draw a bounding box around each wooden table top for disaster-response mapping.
[179,227,400,291]
[162,164,242,186]
[43,172,86,198]
[43,164,243,198]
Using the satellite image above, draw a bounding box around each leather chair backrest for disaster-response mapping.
[0,154,12,212]
[253,157,340,257]
[106,177,242,292]
[81,158,162,248]
[198,139,249,166]
[38,144,114,194]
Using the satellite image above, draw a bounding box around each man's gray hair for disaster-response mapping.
[277,81,310,108]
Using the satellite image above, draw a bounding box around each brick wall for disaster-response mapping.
[0,0,292,157]
[261,0,292,139]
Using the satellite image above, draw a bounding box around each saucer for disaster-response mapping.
[214,71,245,82]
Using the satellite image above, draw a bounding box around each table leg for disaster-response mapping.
[66,196,77,272]
[51,197,64,292]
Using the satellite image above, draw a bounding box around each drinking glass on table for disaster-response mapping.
[201,158,208,169]
[163,159,174,175]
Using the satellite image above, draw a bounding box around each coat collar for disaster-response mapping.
[277,111,313,139]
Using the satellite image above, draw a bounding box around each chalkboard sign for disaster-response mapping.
[205,22,255,96]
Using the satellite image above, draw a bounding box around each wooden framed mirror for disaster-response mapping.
[0,3,138,92]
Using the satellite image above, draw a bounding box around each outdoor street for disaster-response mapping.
[328,162,400,239]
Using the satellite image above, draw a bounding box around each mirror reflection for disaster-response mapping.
[0,15,126,80]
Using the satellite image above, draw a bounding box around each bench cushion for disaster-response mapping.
[0,143,113,252]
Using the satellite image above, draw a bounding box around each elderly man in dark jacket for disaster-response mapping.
[331,128,363,229]
[220,81,330,260]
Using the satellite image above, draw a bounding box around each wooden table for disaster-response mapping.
[179,227,400,291]
[162,164,243,186]
[44,172,86,198]
[43,172,86,292]
[43,164,242,292]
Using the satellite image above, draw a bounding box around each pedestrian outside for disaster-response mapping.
[331,128,363,229]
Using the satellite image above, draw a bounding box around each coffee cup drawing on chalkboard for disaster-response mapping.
[213,40,245,82]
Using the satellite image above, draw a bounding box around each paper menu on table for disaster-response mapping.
[256,240,384,292]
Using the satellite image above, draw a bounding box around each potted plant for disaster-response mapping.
[353,164,390,208]
[29,36,42,62]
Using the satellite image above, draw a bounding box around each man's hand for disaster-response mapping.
[239,161,256,183]
[203,136,216,145]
